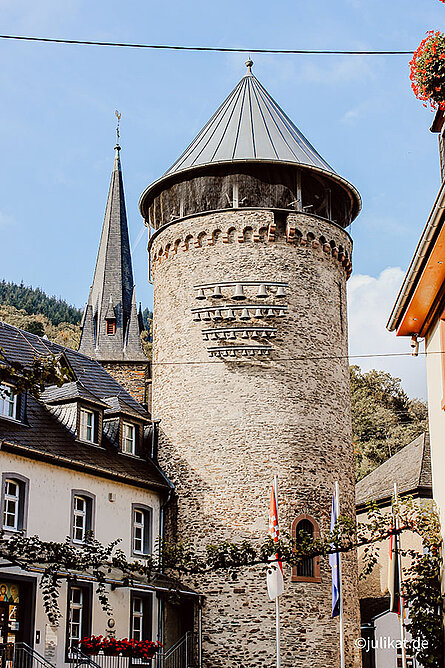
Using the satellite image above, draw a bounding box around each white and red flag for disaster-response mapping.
[267,479,284,600]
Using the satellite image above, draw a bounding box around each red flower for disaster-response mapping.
[410,30,445,110]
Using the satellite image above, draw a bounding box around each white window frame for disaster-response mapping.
[79,408,95,443]
[3,479,20,531]
[132,596,144,641]
[133,509,146,555]
[72,495,87,543]
[0,384,17,420]
[68,586,84,650]
[122,422,136,455]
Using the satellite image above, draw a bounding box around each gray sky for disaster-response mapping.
[1,0,443,399]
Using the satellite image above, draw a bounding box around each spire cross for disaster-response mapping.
[115,110,122,149]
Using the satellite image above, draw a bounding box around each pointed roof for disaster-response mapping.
[165,62,334,176]
[79,146,146,362]
[139,63,361,221]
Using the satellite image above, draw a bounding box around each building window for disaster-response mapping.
[106,320,116,335]
[71,491,95,544]
[0,384,17,420]
[66,583,92,657]
[122,422,136,455]
[291,515,321,583]
[130,593,153,642]
[79,408,96,443]
[132,505,152,556]
[1,474,29,533]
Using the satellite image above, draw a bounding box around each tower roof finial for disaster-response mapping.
[245,57,253,75]
[115,109,122,151]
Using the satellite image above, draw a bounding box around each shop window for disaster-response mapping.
[1,474,29,533]
[291,514,321,583]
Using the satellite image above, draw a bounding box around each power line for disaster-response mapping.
[0,34,414,55]
[150,350,439,366]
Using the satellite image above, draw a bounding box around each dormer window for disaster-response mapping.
[122,422,136,455]
[0,384,17,420]
[79,408,96,444]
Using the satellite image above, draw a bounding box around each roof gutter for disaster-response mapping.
[0,439,169,492]
[387,180,445,332]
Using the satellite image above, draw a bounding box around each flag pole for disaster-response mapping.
[394,483,407,668]
[335,481,345,668]
[274,475,281,668]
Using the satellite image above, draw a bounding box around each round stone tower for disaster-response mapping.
[140,63,362,668]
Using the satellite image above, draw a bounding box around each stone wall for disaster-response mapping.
[151,208,361,668]
[101,361,149,405]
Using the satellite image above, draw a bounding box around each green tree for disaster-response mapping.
[351,366,428,481]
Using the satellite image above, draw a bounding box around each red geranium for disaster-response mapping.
[410,30,445,110]
[79,636,162,659]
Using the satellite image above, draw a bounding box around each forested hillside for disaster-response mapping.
[0,280,83,326]
[0,280,153,356]
[351,365,428,480]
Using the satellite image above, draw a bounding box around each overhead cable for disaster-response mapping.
[0,34,414,55]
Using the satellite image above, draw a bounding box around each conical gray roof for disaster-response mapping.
[165,63,334,176]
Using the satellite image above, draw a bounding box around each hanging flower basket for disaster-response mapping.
[410,30,445,110]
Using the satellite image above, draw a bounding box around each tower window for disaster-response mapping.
[106,320,116,335]
[291,515,321,583]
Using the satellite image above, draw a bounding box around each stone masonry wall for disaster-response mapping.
[101,362,149,405]
[151,209,361,668]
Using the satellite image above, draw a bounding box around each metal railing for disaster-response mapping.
[159,633,195,668]
[0,643,56,668]
[71,647,154,668]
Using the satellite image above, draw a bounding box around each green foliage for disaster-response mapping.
[23,320,45,337]
[350,366,428,480]
[0,304,82,350]
[0,280,82,326]
[0,350,73,397]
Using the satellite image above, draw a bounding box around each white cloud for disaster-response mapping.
[347,267,427,400]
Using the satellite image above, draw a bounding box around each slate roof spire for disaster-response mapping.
[79,145,146,362]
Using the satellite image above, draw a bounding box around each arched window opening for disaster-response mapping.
[291,514,321,583]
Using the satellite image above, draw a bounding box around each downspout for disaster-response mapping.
[158,477,173,664]
[198,597,203,668]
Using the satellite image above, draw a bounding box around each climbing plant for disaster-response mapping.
[1,498,441,665]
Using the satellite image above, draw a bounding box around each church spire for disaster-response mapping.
[79,139,146,363]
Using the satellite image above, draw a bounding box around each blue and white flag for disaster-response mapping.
[329,486,341,618]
